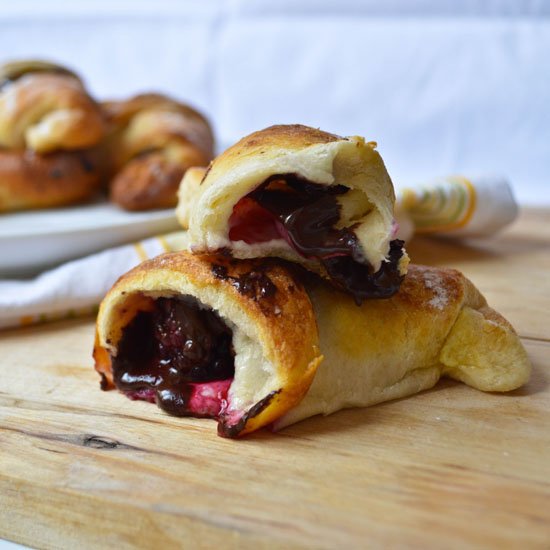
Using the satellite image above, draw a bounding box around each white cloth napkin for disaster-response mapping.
[394,175,518,241]
[0,176,518,330]
[0,233,188,330]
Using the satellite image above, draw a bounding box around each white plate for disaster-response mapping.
[0,202,180,277]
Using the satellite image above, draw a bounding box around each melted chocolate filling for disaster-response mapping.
[112,296,235,417]
[230,174,405,302]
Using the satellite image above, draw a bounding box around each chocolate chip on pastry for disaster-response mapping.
[102,93,214,211]
[93,253,530,438]
[0,59,106,212]
[182,124,409,303]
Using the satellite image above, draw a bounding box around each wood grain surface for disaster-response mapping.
[1,208,549,549]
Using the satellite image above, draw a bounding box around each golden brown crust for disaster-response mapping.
[199,124,342,188]
[0,61,106,211]
[0,149,103,212]
[0,73,105,153]
[0,59,81,88]
[395,264,466,313]
[103,93,212,149]
[302,265,466,372]
[94,251,321,436]
[102,93,214,210]
[277,263,531,428]
[231,124,342,152]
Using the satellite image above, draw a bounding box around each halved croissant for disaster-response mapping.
[94,251,321,437]
[94,253,530,437]
[184,124,409,303]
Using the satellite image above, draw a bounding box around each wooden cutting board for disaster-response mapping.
[1,208,549,549]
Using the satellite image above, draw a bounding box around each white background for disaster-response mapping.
[0,0,549,204]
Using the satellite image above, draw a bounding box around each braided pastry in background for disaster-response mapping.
[102,93,214,211]
[0,60,106,212]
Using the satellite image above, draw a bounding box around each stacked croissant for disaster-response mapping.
[0,60,214,212]
[2,59,529,438]
[93,124,531,438]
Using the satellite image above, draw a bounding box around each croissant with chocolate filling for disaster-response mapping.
[0,60,105,212]
[93,252,530,438]
[102,93,214,211]
[94,252,322,437]
[184,124,409,303]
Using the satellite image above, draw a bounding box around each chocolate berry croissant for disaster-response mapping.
[93,252,530,437]
[94,252,322,437]
[184,124,409,303]
[102,93,214,211]
[0,60,106,211]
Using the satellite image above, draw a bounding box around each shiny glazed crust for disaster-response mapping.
[277,264,531,428]
[0,149,103,212]
[94,251,322,437]
[187,124,403,273]
[103,94,214,211]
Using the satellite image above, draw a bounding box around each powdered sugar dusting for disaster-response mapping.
[423,270,449,310]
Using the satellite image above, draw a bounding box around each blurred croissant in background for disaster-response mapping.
[0,60,106,212]
[0,60,215,213]
[102,93,215,211]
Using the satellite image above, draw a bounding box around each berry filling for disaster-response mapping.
[228,174,405,302]
[112,296,235,418]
